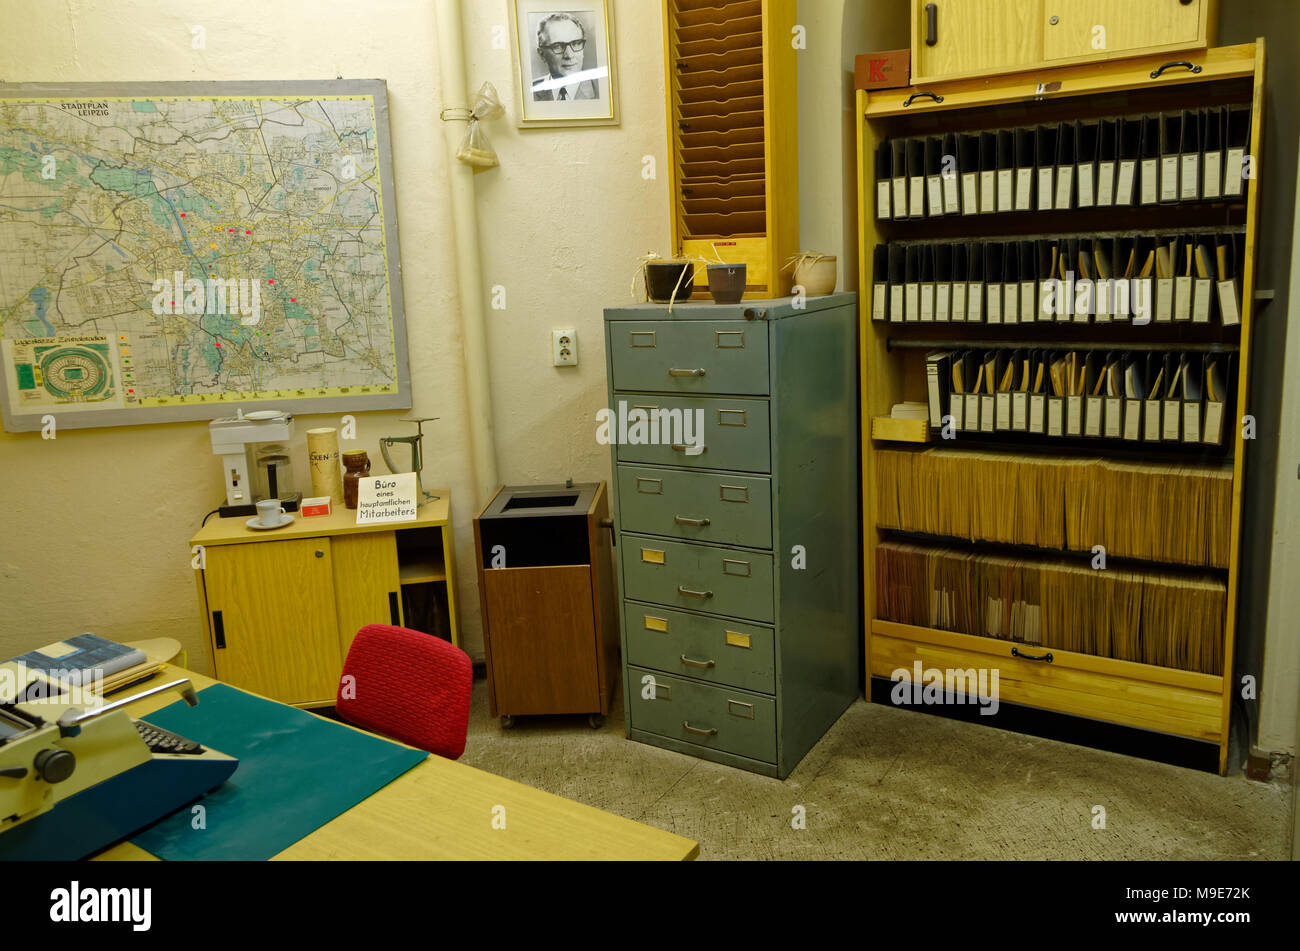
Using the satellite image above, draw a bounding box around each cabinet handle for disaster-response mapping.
[674,515,711,527]
[925,2,938,46]
[1150,60,1202,79]
[903,91,944,107]
[683,722,718,737]
[680,654,716,670]
[668,367,706,378]
[670,444,706,453]
[212,610,226,650]
[1011,647,1054,664]
[677,586,713,600]
[315,550,324,559]
[599,516,617,548]
[389,591,400,626]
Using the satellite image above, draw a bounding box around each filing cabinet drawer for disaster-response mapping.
[624,602,775,694]
[622,536,774,623]
[609,320,769,395]
[628,666,777,764]
[613,395,770,474]
[616,466,772,549]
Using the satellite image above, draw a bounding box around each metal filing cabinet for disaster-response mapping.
[603,293,860,778]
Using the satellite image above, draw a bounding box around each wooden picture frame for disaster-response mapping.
[510,0,619,128]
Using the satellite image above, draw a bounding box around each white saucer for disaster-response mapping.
[246,514,295,531]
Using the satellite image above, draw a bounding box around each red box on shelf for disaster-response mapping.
[855,50,911,91]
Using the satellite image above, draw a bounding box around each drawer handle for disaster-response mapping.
[680,654,716,669]
[683,722,718,737]
[671,444,707,453]
[677,586,714,600]
[925,1,937,46]
[674,515,711,527]
[668,367,707,378]
[1011,647,1054,664]
[903,90,943,107]
[1150,60,1202,79]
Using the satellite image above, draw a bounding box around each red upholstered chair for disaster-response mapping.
[336,624,473,760]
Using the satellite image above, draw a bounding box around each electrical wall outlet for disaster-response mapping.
[553,329,577,367]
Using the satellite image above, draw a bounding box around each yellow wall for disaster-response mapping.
[0,0,670,669]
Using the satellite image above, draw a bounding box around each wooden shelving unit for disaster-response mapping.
[856,42,1266,774]
[663,0,799,298]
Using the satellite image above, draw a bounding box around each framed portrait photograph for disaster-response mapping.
[510,0,619,128]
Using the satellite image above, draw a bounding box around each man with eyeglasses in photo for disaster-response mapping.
[532,12,600,102]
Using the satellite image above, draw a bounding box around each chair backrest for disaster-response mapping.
[336,624,472,759]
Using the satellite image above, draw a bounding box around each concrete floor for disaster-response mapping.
[458,678,1292,860]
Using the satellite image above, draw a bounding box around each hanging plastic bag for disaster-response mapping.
[457,82,506,168]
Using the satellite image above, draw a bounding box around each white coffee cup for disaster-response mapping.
[256,499,286,527]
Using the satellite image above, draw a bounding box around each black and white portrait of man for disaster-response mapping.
[529,11,603,102]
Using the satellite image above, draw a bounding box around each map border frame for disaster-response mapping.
[0,79,412,432]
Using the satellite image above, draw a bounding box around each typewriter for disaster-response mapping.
[0,676,238,860]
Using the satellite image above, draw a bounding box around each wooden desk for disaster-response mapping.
[94,665,700,861]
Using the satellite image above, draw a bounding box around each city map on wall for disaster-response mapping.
[0,80,411,431]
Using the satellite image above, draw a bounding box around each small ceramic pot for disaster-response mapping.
[646,261,695,302]
[795,255,837,296]
[707,263,747,304]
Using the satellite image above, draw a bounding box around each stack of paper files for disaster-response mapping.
[875,449,1232,569]
[875,541,1226,675]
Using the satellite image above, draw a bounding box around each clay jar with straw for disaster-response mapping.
[787,253,838,297]
[635,252,696,308]
[307,428,344,503]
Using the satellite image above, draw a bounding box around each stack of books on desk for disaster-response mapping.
[4,634,165,700]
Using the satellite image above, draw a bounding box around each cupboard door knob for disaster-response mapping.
[315,550,324,558]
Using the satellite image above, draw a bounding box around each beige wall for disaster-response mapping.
[0,0,669,668]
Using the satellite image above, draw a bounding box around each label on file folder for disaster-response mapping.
[1085,396,1103,437]
[1012,392,1028,431]
[1203,152,1222,199]
[1096,279,1112,321]
[950,397,964,430]
[890,285,904,323]
[1224,148,1246,197]
[1020,282,1036,323]
[905,284,920,322]
[1004,285,1018,324]
[1047,398,1064,437]
[1124,400,1142,440]
[1162,400,1181,440]
[986,288,1002,324]
[980,395,995,432]
[995,392,1011,430]
[892,178,908,217]
[927,176,943,217]
[910,178,925,217]
[1116,161,1136,205]
[1160,156,1179,202]
[1183,402,1201,443]
[1141,159,1160,204]
[1181,154,1200,200]
[872,284,887,321]
[1218,280,1241,327]
[943,175,960,215]
[964,394,980,431]
[876,181,891,219]
[1144,401,1162,441]
[1066,396,1083,436]
[1037,168,1054,211]
[968,284,983,323]
[961,173,978,214]
[1175,276,1193,321]
[1097,162,1116,206]
[920,285,935,322]
[1029,394,1046,434]
[1204,401,1225,444]
[952,283,968,322]
[1105,397,1123,438]
[936,284,951,322]
[1015,168,1033,210]
[997,170,1014,212]
[1156,278,1174,322]
[1055,166,1073,209]
[979,171,996,213]
[1077,164,1096,207]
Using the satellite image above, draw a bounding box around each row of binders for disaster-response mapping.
[924,349,1235,446]
[875,541,1226,675]
[871,232,1245,327]
[873,107,1252,219]
[874,450,1233,569]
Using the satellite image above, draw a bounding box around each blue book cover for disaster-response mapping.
[11,633,147,678]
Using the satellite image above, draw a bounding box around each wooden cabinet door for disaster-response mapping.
[913,0,1043,82]
[482,566,600,716]
[331,531,402,661]
[1042,0,1204,61]
[204,539,342,705]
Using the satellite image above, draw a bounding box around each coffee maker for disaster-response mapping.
[209,409,303,518]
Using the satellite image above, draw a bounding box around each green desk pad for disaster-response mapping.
[129,683,427,860]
